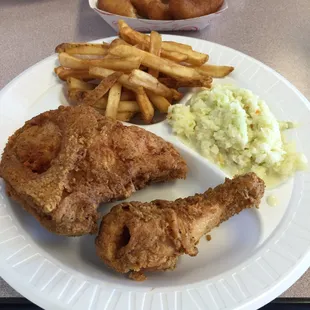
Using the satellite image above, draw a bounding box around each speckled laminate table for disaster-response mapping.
[0,0,310,301]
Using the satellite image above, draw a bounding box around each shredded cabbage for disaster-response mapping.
[168,84,307,186]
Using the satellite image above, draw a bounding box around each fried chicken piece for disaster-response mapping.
[130,0,171,20]
[147,0,172,20]
[97,0,137,18]
[0,105,187,236]
[169,0,224,20]
[130,0,150,18]
[96,173,265,279]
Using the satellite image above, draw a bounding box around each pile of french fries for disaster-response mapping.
[54,20,234,124]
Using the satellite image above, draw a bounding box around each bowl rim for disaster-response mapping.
[89,0,228,23]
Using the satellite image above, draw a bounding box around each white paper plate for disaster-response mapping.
[0,36,310,310]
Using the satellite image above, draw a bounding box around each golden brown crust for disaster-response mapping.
[0,105,187,236]
[6,182,99,236]
[96,173,265,278]
[130,0,151,18]
[97,0,137,18]
[147,0,172,20]
[128,271,147,281]
[169,0,224,20]
[14,121,62,174]
[98,0,223,20]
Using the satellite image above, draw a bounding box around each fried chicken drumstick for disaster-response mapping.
[0,105,187,236]
[96,173,265,280]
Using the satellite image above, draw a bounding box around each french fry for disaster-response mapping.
[92,99,139,112]
[135,87,154,124]
[68,89,88,103]
[109,38,130,50]
[118,101,140,112]
[128,69,182,100]
[53,18,236,126]
[55,66,95,81]
[161,42,208,66]
[148,31,162,78]
[135,40,187,63]
[160,50,188,63]
[68,89,108,109]
[158,76,212,89]
[90,67,181,100]
[118,21,188,63]
[127,37,187,62]
[102,54,124,60]
[118,20,208,65]
[165,41,192,51]
[96,109,136,121]
[67,77,96,90]
[105,82,122,119]
[118,21,150,46]
[120,89,136,101]
[55,43,109,55]
[82,72,122,106]
[89,67,135,91]
[58,52,142,71]
[93,96,109,109]
[194,64,234,78]
[128,69,168,95]
[116,112,136,122]
[146,91,170,113]
[109,45,203,81]
[158,77,180,88]
[73,55,105,60]
[134,38,187,62]
[134,43,148,51]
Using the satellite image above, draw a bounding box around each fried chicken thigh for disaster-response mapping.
[0,106,187,236]
[96,173,265,279]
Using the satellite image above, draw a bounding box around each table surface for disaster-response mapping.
[1,0,310,301]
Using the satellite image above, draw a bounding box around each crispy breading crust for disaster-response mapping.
[96,173,265,278]
[0,105,187,236]
[169,0,224,19]
[97,0,137,18]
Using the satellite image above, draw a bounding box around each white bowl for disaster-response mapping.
[88,0,228,32]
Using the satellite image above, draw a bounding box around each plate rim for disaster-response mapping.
[0,35,310,310]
